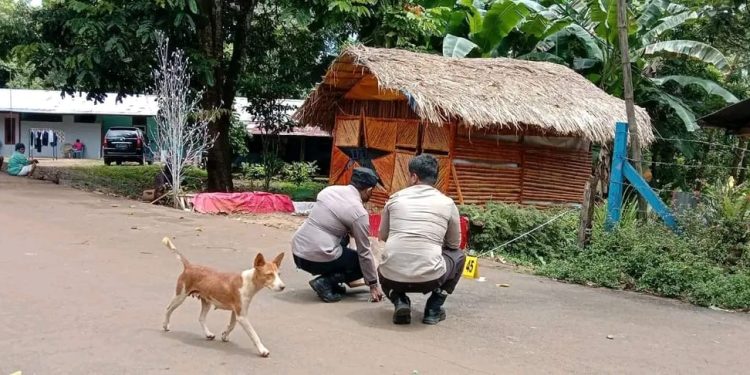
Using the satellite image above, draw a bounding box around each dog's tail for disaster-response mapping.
[162,237,190,267]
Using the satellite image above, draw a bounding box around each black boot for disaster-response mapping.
[308,276,343,303]
[423,289,448,325]
[389,292,411,325]
[329,273,347,295]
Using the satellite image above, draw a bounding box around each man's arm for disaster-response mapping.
[351,215,379,286]
[444,204,461,251]
[378,202,391,242]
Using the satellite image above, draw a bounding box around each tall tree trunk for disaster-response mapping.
[616,0,647,219]
[205,102,235,192]
[198,0,257,192]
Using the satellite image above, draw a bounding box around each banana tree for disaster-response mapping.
[534,0,738,132]
[435,0,570,58]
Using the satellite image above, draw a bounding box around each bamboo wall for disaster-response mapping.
[330,100,591,208]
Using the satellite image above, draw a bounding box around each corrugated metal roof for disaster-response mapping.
[0,89,158,116]
[699,98,750,135]
[239,98,330,137]
[0,89,329,136]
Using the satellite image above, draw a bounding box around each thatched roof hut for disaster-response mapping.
[295,46,653,207]
[296,45,653,143]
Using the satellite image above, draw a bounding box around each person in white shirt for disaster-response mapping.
[378,154,466,325]
[291,167,384,303]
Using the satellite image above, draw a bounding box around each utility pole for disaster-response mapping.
[616,0,647,218]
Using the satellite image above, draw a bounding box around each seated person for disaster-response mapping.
[291,167,384,303]
[7,143,39,177]
[72,139,85,158]
[378,154,466,325]
[154,163,173,198]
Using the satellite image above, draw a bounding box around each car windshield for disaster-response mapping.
[107,130,138,139]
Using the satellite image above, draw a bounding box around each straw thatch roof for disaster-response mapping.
[295,45,653,144]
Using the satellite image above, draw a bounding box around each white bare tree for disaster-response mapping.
[150,33,214,209]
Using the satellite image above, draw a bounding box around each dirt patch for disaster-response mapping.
[230,213,306,231]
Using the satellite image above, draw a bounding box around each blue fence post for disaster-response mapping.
[623,163,678,230]
[606,122,628,229]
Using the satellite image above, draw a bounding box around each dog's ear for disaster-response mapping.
[272,252,285,267]
[254,253,266,268]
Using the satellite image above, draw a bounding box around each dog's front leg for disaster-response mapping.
[199,299,215,340]
[236,316,269,357]
[221,312,237,342]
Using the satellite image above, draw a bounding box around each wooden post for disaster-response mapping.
[578,175,599,248]
[616,0,647,218]
[451,163,464,205]
[731,138,748,182]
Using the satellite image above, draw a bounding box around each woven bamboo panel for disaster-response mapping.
[435,156,451,193]
[369,189,390,209]
[453,135,523,164]
[396,120,420,148]
[334,116,360,147]
[372,153,395,191]
[423,124,451,152]
[457,125,523,137]
[391,151,415,194]
[339,100,419,120]
[521,147,591,203]
[329,147,353,185]
[447,163,522,203]
[365,118,398,151]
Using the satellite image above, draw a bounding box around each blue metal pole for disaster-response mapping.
[623,163,678,231]
[606,122,628,230]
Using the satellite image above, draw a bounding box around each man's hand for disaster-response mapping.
[369,284,384,303]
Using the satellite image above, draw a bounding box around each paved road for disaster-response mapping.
[1,174,749,374]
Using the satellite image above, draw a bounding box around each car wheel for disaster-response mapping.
[116,160,123,166]
[147,160,153,165]
[139,155,145,166]
[104,158,112,166]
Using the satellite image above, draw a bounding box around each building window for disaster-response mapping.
[132,116,147,126]
[74,115,97,123]
[20,113,63,122]
[4,117,16,145]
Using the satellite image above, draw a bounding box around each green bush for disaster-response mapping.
[62,164,207,198]
[241,163,267,181]
[282,161,320,186]
[462,196,750,310]
[460,202,579,265]
[268,180,326,201]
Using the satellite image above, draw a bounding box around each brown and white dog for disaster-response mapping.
[161,237,285,357]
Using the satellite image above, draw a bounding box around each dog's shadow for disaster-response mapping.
[156,329,259,357]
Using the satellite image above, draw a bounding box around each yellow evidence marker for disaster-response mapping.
[462,255,479,279]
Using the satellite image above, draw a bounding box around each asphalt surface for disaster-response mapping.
[1,174,749,374]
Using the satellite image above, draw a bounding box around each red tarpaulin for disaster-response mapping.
[193,192,295,214]
[368,214,470,250]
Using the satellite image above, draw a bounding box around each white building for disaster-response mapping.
[0,89,157,159]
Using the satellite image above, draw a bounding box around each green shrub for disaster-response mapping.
[462,198,750,310]
[282,161,320,186]
[241,163,267,181]
[62,164,207,198]
[460,202,579,265]
[268,180,326,201]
